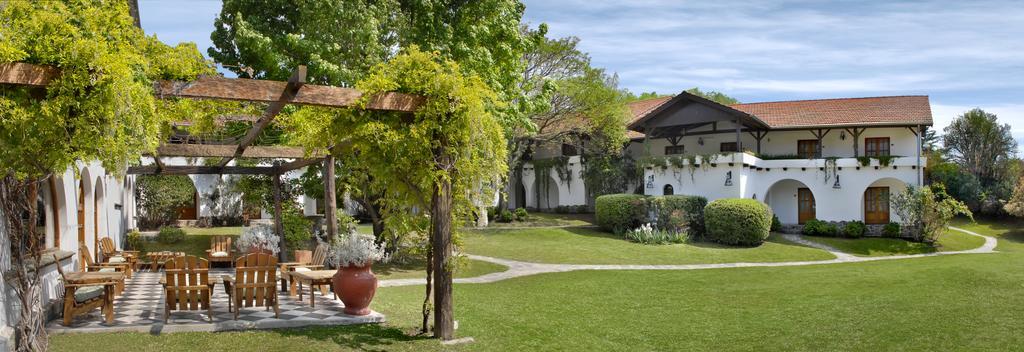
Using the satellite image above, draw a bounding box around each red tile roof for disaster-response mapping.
[729,95,933,129]
[626,96,672,138]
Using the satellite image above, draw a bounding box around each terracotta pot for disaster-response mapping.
[332,263,378,315]
[293,250,312,264]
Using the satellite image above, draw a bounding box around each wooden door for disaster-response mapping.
[797,140,819,159]
[797,188,815,224]
[864,187,890,224]
[176,191,198,220]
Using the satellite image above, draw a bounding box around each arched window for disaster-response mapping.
[663,184,674,196]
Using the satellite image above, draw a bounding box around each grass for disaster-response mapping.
[51,217,1024,351]
[374,258,507,281]
[462,226,835,264]
[484,212,596,228]
[799,228,987,257]
[139,226,242,258]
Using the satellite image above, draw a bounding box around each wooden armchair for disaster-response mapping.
[223,253,279,320]
[206,236,235,268]
[281,244,329,296]
[99,237,138,268]
[162,255,214,322]
[55,255,117,326]
[80,243,130,294]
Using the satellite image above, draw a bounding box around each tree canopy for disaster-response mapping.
[943,108,1017,185]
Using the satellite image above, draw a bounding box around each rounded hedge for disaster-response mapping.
[595,194,648,233]
[704,198,773,246]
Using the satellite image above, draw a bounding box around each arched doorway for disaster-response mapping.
[764,179,816,224]
[663,184,674,195]
[539,175,560,210]
[77,170,89,269]
[861,178,908,224]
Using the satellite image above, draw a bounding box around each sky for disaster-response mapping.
[139,0,1024,141]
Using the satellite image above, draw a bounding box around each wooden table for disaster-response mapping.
[62,272,124,324]
[289,270,336,308]
[277,262,305,296]
[147,252,185,271]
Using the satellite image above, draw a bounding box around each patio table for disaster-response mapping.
[289,270,336,308]
[277,261,305,296]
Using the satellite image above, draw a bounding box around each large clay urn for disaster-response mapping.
[333,263,378,315]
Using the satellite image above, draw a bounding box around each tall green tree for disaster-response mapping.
[943,108,1017,185]
[685,87,740,105]
[0,1,212,350]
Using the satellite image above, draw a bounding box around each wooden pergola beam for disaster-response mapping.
[127,165,279,175]
[0,62,423,112]
[153,144,320,159]
[217,66,307,168]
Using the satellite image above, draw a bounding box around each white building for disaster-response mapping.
[511,92,931,226]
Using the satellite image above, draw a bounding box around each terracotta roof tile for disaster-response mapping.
[626,96,672,138]
[729,95,933,128]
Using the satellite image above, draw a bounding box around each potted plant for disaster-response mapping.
[236,224,281,256]
[328,232,387,315]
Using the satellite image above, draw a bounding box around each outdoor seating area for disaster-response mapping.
[48,251,384,334]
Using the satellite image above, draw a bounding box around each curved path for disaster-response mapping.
[379,227,997,288]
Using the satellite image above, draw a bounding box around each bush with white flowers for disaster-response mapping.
[328,231,388,268]
[625,222,687,245]
[236,224,281,254]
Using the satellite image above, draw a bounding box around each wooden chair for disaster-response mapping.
[162,255,214,322]
[79,243,129,294]
[223,253,279,320]
[99,237,138,269]
[206,236,235,268]
[281,244,329,297]
[55,255,117,326]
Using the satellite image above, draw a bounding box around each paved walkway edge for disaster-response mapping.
[379,226,997,287]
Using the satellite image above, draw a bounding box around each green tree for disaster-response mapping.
[685,87,740,105]
[891,184,973,243]
[943,108,1017,186]
[0,1,212,350]
[1003,176,1024,217]
[625,91,670,102]
[136,175,196,229]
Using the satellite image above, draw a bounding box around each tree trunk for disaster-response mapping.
[420,245,433,334]
[0,175,48,351]
[272,174,285,261]
[323,155,338,243]
[430,167,454,340]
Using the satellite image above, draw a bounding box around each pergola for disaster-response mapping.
[0,62,423,256]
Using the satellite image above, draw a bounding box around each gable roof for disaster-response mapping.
[729,95,933,129]
[626,91,769,132]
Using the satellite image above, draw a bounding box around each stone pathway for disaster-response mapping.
[379,226,997,288]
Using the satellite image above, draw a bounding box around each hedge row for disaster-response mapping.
[595,194,707,235]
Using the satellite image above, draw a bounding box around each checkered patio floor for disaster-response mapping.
[47,268,384,334]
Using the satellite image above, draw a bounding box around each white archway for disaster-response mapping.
[538,174,560,210]
[859,177,908,224]
[94,175,106,262]
[763,179,817,225]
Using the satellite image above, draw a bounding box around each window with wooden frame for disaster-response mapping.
[664,145,685,155]
[864,137,890,156]
[720,142,738,152]
[797,140,820,159]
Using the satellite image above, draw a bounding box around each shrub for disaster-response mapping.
[486,207,497,222]
[704,198,773,246]
[513,207,528,221]
[770,214,782,232]
[883,222,901,238]
[573,205,590,213]
[499,210,514,223]
[650,195,707,236]
[126,230,143,251]
[156,227,185,244]
[595,194,648,234]
[281,206,313,250]
[801,219,837,237]
[842,221,866,238]
[624,223,688,245]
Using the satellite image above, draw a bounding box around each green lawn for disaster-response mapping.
[50,218,1024,351]
[799,228,987,257]
[139,227,242,258]
[485,212,596,228]
[374,258,507,281]
[462,226,835,264]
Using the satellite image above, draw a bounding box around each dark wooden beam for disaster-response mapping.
[277,158,323,173]
[323,154,338,243]
[0,62,423,112]
[127,165,277,175]
[217,66,307,169]
[272,173,286,261]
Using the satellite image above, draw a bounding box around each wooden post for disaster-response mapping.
[323,155,338,242]
[431,154,455,340]
[734,119,742,151]
[845,127,864,157]
[272,173,285,261]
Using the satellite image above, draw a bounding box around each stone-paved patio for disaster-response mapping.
[47,268,384,334]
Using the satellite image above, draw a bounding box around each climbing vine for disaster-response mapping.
[822,157,840,184]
